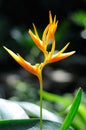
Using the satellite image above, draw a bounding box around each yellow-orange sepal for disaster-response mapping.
[3,46,39,77]
[29,24,45,53]
[29,11,58,57]
[47,43,76,63]
[49,51,75,63]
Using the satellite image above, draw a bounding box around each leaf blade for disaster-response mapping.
[60,88,82,130]
[0,118,72,130]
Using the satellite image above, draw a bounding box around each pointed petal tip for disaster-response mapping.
[70,50,76,55]
[63,50,76,56]
[62,50,76,58]
[49,10,52,24]
[32,23,35,27]
[3,46,6,49]
[28,29,31,34]
[3,46,10,52]
[49,10,51,15]
[66,42,70,47]
[60,43,76,56]
[56,20,59,25]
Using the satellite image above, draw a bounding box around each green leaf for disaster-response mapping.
[42,90,71,107]
[60,88,82,130]
[16,101,61,122]
[78,104,86,123]
[72,104,86,130]
[0,118,72,130]
[0,98,61,122]
[0,99,29,119]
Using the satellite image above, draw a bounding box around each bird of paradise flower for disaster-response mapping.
[4,11,75,130]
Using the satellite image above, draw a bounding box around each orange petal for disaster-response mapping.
[49,11,53,24]
[49,11,57,24]
[32,23,39,38]
[49,51,75,63]
[46,22,58,44]
[57,43,70,56]
[42,23,51,43]
[54,15,56,23]
[49,39,55,56]
[29,29,45,52]
[3,46,39,76]
[49,11,58,39]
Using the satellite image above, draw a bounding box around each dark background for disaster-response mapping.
[0,0,86,99]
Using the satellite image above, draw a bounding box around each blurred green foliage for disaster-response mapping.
[70,11,86,28]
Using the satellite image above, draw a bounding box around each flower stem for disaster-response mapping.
[39,73,43,130]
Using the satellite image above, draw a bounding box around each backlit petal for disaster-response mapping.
[57,43,70,56]
[49,51,75,63]
[3,46,39,76]
[29,29,45,52]
[42,24,51,43]
[49,11,53,24]
[32,23,39,38]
